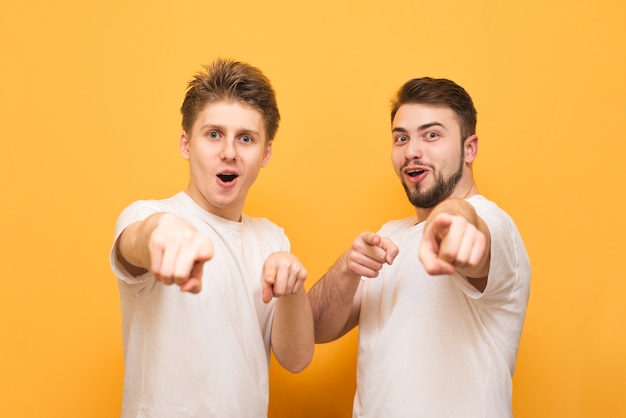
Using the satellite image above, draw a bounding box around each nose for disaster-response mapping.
[220,138,236,160]
[405,137,423,160]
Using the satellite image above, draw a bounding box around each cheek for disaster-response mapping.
[390,147,404,166]
[390,149,403,167]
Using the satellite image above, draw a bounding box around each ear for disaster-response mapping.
[464,134,478,163]
[261,141,273,167]
[180,131,190,160]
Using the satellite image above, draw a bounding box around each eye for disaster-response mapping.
[240,135,253,143]
[394,135,409,144]
[424,131,439,141]
[208,131,219,139]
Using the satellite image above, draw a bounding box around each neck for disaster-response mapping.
[183,187,244,222]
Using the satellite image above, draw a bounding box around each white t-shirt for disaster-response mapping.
[354,195,531,418]
[110,192,289,418]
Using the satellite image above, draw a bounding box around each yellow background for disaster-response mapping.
[1,0,625,417]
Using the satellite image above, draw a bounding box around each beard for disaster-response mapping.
[401,154,465,209]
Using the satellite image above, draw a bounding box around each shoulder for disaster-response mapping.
[243,215,284,233]
[466,195,517,232]
[379,217,417,237]
[114,193,187,236]
[242,215,290,251]
[467,195,531,290]
[242,215,285,236]
[466,194,502,215]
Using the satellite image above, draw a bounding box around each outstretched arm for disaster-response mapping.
[116,212,214,293]
[263,252,314,373]
[308,232,398,343]
[419,198,491,291]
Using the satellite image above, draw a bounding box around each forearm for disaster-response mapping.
[308,253,362,343]
[427,197,479,226]
[271,287,314,373]
[118,212,166,270]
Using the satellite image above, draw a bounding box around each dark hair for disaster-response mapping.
[390,77,477,140]
[180,58,280,142]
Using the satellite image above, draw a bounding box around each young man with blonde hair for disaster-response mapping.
[111,58,313,417]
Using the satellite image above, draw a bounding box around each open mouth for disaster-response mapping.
[217,173,238,183]
[407,169,425,177]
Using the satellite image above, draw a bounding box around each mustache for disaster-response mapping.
[401,159,434,171]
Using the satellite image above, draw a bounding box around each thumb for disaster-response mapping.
[181,260,205,293]
[261,264,276,304]
[262,280,274,304]
[197,240,214,262]
[180,278,202,293]
[378,237,399,265]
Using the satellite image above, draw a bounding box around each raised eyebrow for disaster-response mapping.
[392,126,410,134]
[417,122,446,133]
[199,123,222,132]
[392,122,446,135]
[238,129,261,139]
